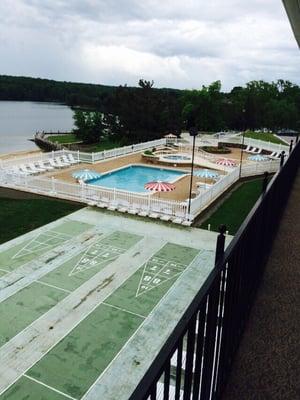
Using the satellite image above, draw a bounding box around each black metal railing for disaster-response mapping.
[129,139,300,400]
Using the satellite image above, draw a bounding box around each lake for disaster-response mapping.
[0,101,74,155]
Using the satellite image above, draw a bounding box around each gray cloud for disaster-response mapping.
[0,0,299,91]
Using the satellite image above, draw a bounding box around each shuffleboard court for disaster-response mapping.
[0,231,142,346]
[0,221,92,276]
[0,243,201,400]
[40,231,141,292]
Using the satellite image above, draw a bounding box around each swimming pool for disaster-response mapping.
[87,165,185,193]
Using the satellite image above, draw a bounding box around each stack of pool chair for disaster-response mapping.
[117,199,130,213]
[245,146,262,154]
[138,204,149,217]
[149,204,162,219]
[268,151,282,160]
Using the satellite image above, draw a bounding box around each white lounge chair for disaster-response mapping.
[160,214,171,222]
[11,166,30,176]
[97,202,107,208]
[252,148,262,154]
[36,161,54,171]
[28,163,44,173]
[62,154,77,165]
[67,154,80,164]
[19,164,36,175]
[181,220,192,227]
[128,203,140,215]
[268,152,280,160]
[248,147,258,154]
[55,157,70,167]
[138,205,149,217]
[149,204,162,219]
[172,211,186,224]
[49,159,62,169]
[108,200,119,211]
[87,200,97,207]
[118,200,130,213]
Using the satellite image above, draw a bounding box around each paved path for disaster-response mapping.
[222,171,300,400]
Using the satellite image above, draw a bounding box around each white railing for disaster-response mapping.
[189,159,281,217]
[65,138,166,164]
[223,136,289,153]
[0,150,67,169]
[0,170,188,219]
[0,137,282,223]
[177,136,289,156]
[190,168,240,216]
[0,139,167,169]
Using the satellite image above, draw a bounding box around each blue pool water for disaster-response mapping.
[88,165,185,193]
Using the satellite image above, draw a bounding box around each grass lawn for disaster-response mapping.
[48,134,80,144]
[0,198,83,244]
[48,134,129,152]
[199,178,264,235]
[244,131,287,145]
[79,137,130,152]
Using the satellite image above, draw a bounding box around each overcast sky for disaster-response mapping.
[0,0,299,91]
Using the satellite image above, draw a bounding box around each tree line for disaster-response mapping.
[1,75,299,145]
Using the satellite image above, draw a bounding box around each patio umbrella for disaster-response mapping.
[194,169,219,179]
[215,158,237,167]
[144,181,176,193]
[248,154,269,162]
[72,169,102,182]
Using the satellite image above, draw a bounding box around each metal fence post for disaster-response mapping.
[289,140,294,154]
[215,224,226,265]
[280,151,285,168]
[262,171,269,193]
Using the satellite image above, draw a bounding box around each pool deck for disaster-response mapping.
[0,207,231,399]
[44,152,227,201]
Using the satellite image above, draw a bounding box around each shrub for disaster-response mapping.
[202,146,231,154]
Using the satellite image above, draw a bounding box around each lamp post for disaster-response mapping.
[239,109,246,178]
[187,126,198,215]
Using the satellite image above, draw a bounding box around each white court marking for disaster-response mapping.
[12,231,72,260]
[23,374,77,400]
[102,302,146,319]
[0,269,10,274]
[36,280,72,294]
[136,257,187,297]
[69,242,125,277]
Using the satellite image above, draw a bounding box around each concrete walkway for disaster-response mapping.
[222,171,300,399]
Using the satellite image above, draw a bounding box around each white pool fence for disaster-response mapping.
[0,138,282,223]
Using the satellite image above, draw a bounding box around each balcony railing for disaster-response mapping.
[128,139,300,400]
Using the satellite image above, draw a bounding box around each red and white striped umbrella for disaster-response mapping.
[215,158,237,167]
[144,181,176,192]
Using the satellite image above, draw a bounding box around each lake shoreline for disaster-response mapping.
[0,148,42,160]
[0,101,74,155]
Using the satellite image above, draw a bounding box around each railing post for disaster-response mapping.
[296,133,299,144]
[51,177,56,193]
[262,171,269,193]
[289,140,294,154]
[215,224,226,265]
[280,151,285,168]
